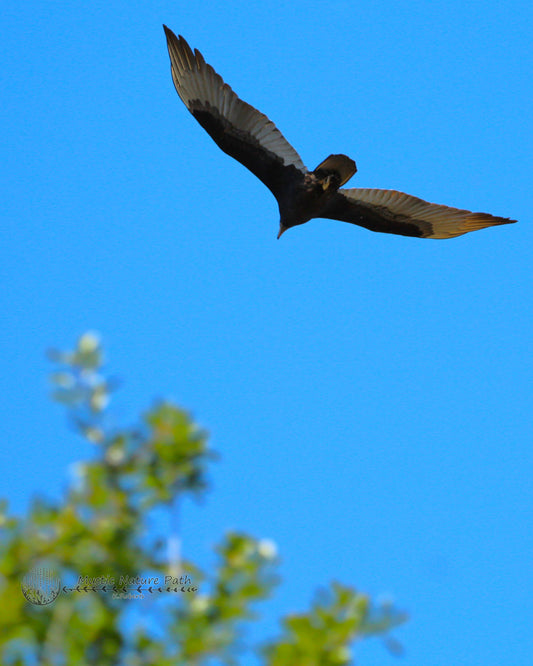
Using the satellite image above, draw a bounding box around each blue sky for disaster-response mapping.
[2,0,532,663]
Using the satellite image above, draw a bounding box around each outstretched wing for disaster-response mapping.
[163,26,306,197]
[321,188,516,239]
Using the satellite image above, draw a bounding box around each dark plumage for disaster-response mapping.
[163,26,516,240]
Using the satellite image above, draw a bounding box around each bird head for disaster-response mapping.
[277,200,316,239]
[277,216,308,239]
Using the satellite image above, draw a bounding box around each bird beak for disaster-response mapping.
[277,224,288,239]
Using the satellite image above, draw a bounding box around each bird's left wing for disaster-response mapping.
[321,188,516,239]
[163,26,306,196]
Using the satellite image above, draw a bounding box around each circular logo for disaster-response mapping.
[21,568,61,605]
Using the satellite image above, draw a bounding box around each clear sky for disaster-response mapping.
[2,0,532,663]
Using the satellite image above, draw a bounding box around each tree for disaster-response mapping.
[0,333,407,665]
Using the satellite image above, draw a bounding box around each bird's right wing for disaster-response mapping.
[164,26,307,196]
[321,188,516,239]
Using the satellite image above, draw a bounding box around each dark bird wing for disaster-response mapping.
[163,26,306,197]
[321,188,516,239]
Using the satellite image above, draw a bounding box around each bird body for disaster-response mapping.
[276,155,357,237]
[163,26,516,240]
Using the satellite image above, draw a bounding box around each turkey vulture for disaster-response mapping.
[163,26,515,240]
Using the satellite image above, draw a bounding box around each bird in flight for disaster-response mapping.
[163,26,515,240]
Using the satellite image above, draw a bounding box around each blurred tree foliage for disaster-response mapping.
[0,333,407,665]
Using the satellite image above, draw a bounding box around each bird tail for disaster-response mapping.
[314,154,357,187]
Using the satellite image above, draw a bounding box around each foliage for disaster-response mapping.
[0,332,406,665]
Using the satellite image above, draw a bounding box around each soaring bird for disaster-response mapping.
[163,26,515,240]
